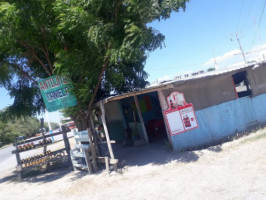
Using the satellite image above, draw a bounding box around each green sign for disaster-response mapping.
[38,75,77,112]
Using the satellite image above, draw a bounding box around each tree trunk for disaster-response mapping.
[86,56,110,119]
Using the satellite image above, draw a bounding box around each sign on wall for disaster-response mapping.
[38,75,77,112]
[164,91,198,135]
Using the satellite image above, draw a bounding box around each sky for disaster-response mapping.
[145,0,266,82]
[1,0,266,123]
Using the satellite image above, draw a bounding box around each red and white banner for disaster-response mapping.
[164,91,198,136]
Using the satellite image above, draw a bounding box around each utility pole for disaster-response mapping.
[45,109,54,141]
[231,33,247,63]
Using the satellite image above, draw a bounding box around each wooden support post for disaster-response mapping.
[87,128,98,171]
[14,140,22,180]
[157,90,173,149]
[16,165,22,180]
[62,126,71,156]
[89,115,101,156]
[84,149,93,174]
[133,95,149,144]
[14,140,21,165]
[42,132,47,154]
[105,157,109,174]
[40,118,47,154]
[100,100,115,159]
[90,115,96,136]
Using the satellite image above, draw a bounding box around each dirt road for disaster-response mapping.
[0,129,266,200]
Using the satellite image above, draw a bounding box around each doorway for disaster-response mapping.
[137,92,168,142]
[232,71,257,126]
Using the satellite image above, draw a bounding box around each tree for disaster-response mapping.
[0,110,43,144]
[207,67,215,72]
[0,0,189,130]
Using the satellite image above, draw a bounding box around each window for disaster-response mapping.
[232,71,252,98]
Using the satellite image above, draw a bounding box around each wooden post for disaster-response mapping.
[157,90,173,149]
[62,126,71,156]
[133,95,149,144]
[84,149,93,174]
[90,115,97,139]
[100,100,115,159]
[40,118,47,154]
[14,140,21,165]
[14,140,22,180]
[105,157,109,174]
[89,115,101,156]
[16,165,22,180]
[87,128,98,171]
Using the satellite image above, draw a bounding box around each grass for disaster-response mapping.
[0,143,12,149]
[240,130,266,145]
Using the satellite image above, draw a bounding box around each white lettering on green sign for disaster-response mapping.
[38,75,77,112]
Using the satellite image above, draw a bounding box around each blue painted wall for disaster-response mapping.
[171,94,266,151]
[171,110,214,151]
[252,93,266,123]
[105,93,266,151]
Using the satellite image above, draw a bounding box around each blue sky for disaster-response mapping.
[1,0,266,123]
[145,0,266,82]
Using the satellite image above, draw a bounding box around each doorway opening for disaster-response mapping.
[137,92,168,143]
[232,71,252,98]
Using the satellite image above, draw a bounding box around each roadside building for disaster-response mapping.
[95,62,266,152]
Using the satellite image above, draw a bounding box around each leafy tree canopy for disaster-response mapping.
[0,0,189,129]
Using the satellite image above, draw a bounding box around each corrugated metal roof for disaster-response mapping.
[102,61,265,103]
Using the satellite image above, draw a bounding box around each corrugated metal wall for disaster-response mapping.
[247,63,266,96]
[160,63,266,151]
[162,63,266,111]
[162,75,237,111]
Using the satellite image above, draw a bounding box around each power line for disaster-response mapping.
[236,0,245,31]
[250,0,266,49]
[240,0,255,32]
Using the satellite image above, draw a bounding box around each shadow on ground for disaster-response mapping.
[0,161,88,184]
[0,173,16,184]
[0,140,224,183]
[100,140,203,168]
[207,145,223,153]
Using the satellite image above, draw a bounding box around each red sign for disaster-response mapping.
[164,91,199,135]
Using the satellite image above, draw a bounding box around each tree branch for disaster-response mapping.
[19,41,53,77]
[42,43,54,74]
[9,63,38,85]
[31,47,52,76]
[115,0,121,24]
[78,74,83,83]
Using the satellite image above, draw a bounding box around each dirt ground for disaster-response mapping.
[0,128,266,200]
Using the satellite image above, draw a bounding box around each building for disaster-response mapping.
[96,62,266,152]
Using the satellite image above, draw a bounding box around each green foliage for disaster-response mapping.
[46,122,60,131]
[0,0,189,128]
[207,67,215,72]
[0,114,40,145]
[0,108,59,144]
